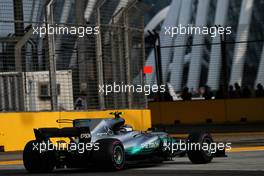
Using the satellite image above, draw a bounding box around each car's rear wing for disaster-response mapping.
[34,127,90,141]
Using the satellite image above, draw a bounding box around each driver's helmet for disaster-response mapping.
[120,125,133,132]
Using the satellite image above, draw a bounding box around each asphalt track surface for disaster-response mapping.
[0,133,264,176]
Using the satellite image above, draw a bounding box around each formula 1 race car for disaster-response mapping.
[23,112,226,173]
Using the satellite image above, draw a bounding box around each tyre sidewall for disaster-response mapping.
[23,140,55,173]
[187,132,214,164]
[93,138,125,170]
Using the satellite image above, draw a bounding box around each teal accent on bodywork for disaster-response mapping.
[160,136,177,144]
[159,136,177,153]
[126,146,154,155]
[125,138,162,155]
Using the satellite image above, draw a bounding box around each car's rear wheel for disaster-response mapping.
[23,140,55,173]
[93,138,125,170]
[187,132,213,164]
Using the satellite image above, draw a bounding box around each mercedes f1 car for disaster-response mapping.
[23,112,226,173]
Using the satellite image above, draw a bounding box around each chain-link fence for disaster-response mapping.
[0,0,146,112]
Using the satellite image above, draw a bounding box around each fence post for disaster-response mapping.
[117,15,127,108]
[14,28,34,111]
[123,12,132,108]
[13,0,25,111]
[221,30,228,98]
[148,30,163,101]
[112,8,127,108]
[95,0,106,110]
[141,17,148,108]
[123,0,137,108]
[45,0,58,111]
[110,27,118,109]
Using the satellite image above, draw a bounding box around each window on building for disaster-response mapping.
[57,84,61,95]
[39,82,50,98]
[39,82,61,99]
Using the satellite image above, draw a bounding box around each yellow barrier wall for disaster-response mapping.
[0,110,151,151]
[226,98,264,122]
[149,98,264,125]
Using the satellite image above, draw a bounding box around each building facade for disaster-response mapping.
[145,0,264,92]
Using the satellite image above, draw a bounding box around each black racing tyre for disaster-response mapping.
[187,132,213,164]
[93,138,125,170]
[23,140,55,173]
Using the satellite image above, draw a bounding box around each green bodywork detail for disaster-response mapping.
[126,146,154,155]
[125,138,163,155]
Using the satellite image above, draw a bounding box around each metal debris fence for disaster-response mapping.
[0,0,146,112]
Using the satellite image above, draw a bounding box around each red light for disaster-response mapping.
[144,66,153,74]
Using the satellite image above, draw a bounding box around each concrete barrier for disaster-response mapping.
[0,109,151,151]
[149,98,264,125]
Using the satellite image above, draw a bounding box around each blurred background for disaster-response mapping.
[0,0,264,113]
